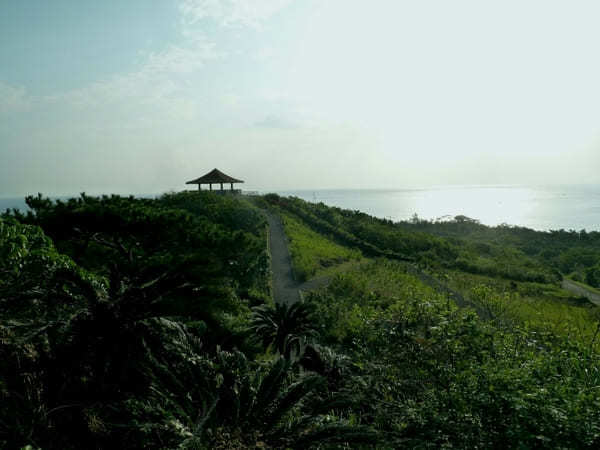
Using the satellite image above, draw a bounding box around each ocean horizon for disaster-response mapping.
[2,184,599,232]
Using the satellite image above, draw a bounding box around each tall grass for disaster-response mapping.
[282,212,362,281]
[444,270,600,348]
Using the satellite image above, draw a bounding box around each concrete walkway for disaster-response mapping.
[562,278,600,306]
[260,206,493,317]
[264,210,302,305]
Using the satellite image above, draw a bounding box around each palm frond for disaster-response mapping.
[291,424,378,449]
[263,374,324,432]
[250,357,290,423]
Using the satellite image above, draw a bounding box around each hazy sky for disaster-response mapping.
[1,0,599,196]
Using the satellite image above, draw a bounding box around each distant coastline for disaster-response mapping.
[276,185,600,232]
[0,197,28,212]
[3,184,599,232]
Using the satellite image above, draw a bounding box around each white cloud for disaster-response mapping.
[253,46,275,62]
[46,40,217,109]
[221,92,241,107]
[0,81,30,114]
[255,114,299,129]
[31,0,294,115]
[179,0,293,29]
[145,41,217,74]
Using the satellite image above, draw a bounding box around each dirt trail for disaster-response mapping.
[263,210,302,305]
[260,207,491,317]
[562,278,600,306]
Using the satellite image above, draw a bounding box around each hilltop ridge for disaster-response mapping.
[2,192,600,448]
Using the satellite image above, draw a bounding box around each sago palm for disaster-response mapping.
[180,352,377,449]
[250,301,317,359]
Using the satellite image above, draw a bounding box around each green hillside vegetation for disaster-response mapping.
[306,261,600,447]
[280,212,362,281]
[398,214,600,286]
[442,270,600,345]
[263,194,557,284]
[3,192,600,448]
[266,195,600,344]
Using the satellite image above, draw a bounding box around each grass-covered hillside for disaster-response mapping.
[280,212,363,281]
[397,214,600,288]
[2,192,600,448]
[265,194,600,342]
[264,194,559,284]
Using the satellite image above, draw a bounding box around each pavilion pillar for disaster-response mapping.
[220,183,223,191]
[209,183,212,191]
[198,184,201,191]
[230,183,233,191]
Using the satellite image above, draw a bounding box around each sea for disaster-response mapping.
[277,185,600,232]
[1,185,599,232]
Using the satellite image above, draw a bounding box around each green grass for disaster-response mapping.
[281,212,363,281]
[310,258,369,280]
[442,270,600,347]
[306,258,600,448]
[307,259,447,344]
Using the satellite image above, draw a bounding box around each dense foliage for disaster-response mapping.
[281,212,362,281]
[3,192,600,448]
[306,261,600,447]
[0,193,268,447]
[442,270,600,345]
[398,214,600,283]
[264,194,557,283]
[1,194,376,448]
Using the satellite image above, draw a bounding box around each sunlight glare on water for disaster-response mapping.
[407,186,536,226]
[279,185,600,231]
[3,185,598,232]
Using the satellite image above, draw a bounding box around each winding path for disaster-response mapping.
[259,206,492,317]
[263,210,302,305]
[562,278,600,306]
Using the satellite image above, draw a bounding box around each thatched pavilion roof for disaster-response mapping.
[186,168,244,185]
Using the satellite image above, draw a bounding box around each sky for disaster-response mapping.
[1,0,599,196]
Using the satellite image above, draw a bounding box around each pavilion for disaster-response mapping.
[186,168,244,193]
